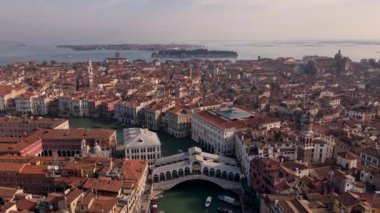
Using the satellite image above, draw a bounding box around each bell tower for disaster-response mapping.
[88,59,94,89]
[297,114,314,164]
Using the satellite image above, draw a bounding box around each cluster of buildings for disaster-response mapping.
[0,50,380,212]
[0,156,148,212]
[0,115,148,212]
[0,117,116,158]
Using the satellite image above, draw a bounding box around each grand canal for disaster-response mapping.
[69,118,243,213]
[69,118,196,157]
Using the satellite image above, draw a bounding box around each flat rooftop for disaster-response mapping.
[0,116,68,127]
[213,107,253,120]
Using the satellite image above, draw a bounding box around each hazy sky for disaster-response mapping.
[1,0,380,43]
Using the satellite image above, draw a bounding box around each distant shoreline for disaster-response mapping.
[57,44,203,51]
[152,49,238,59]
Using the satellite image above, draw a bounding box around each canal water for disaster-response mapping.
[157,180,242,213]
[69,118,196,157]
[69,118,243,213]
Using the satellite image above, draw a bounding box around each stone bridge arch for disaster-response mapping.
[153,175,241,192]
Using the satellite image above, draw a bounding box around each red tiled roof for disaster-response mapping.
[0,163,25,172]
[19,165,48,175]
[337,151,358,160]
[122,159,147,183]
[16,199,37,211]
[82,178,133,193]
[31,128,115,140]
[194,109,279,130]
[0,186,20,200]
[88,196,117,213]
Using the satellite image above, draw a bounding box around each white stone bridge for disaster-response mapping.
[151,147,242,192]
[153,174,241,191]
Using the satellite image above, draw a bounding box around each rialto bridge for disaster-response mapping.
[152,147,242,191]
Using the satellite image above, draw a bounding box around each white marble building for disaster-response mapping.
[124,128,161,164]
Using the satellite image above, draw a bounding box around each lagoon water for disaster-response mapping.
[1,40,380,65]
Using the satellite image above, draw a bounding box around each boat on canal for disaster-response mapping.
[205,196,212,208]
[151,200,158,213]
[218,195,240,207]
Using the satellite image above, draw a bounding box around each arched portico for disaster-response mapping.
[222,171,227,179]
[192,161,201,175]
[153,174,159,183]
[228,172,234,181]
[185,167,191,176]
[172,170,178,178]
[203,167,209,176]
[160,173,165,181]
[216,169,221,178]
[152,175,242,192]
[166,171,172,180]
[209,168,215,177]
[178,168,184,177]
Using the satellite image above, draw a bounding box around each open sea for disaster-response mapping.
[1,40,380,65]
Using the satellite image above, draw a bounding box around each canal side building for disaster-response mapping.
[33,128,116,157]
[124,128,161,165]
[191,106,280,156]
[166,102,233,139]
[0,85,27,115]
[0,116,69,137]
[167,107,192,138]
[234,128,297,185]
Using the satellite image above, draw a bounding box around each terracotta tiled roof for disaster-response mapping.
[65,189,83,204]
[19,165,48,175]
[0,117,67,127]
[82,178,132,193]
[0,186,20,200]
[0,85,24,96]
[337,151,358,160]
[88,196,117,213]
[0,163,25,172]
[195,110,278,130]
[53,177,86,188]
[32,128,115,141]
[16,199,37,211]
[122,159,147,182]
[336,192,360,206]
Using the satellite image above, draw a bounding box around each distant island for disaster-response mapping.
[57,44,202,51]
[151,49,238,58]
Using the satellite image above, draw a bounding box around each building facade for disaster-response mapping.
[192,106,280,156]
[124,128,161,165]
[0,117,69,137]
[167,108,192,138]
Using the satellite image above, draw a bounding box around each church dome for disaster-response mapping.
[335,49,343,60]
[93,142,102,153]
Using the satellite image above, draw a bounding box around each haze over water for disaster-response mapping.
[1,40,380,65]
